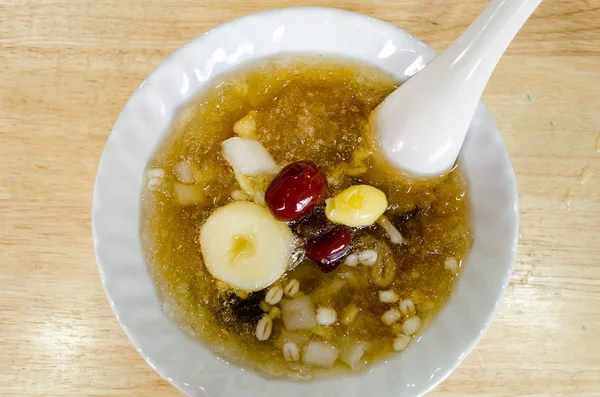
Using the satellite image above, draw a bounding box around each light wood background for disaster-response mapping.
[1,0,599,396]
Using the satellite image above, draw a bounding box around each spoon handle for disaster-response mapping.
[439,0,543,94]
[375,0,542,177]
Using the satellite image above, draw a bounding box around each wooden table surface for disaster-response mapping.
[2,0,599,396]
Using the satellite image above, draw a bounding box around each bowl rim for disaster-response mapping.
[92,6,519,397]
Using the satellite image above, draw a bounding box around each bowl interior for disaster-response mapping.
[92,7,518,397]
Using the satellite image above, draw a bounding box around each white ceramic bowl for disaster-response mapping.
[92,7,518,397]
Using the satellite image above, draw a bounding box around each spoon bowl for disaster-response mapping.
[374,0,542,177]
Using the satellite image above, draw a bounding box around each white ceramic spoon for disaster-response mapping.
[374,0,542,177]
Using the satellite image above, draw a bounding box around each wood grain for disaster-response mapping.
[1,0,599,396]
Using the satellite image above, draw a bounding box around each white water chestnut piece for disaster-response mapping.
[222,137,280,176]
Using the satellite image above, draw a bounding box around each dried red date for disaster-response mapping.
[305,226,352,272]
[265,161,328,222]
